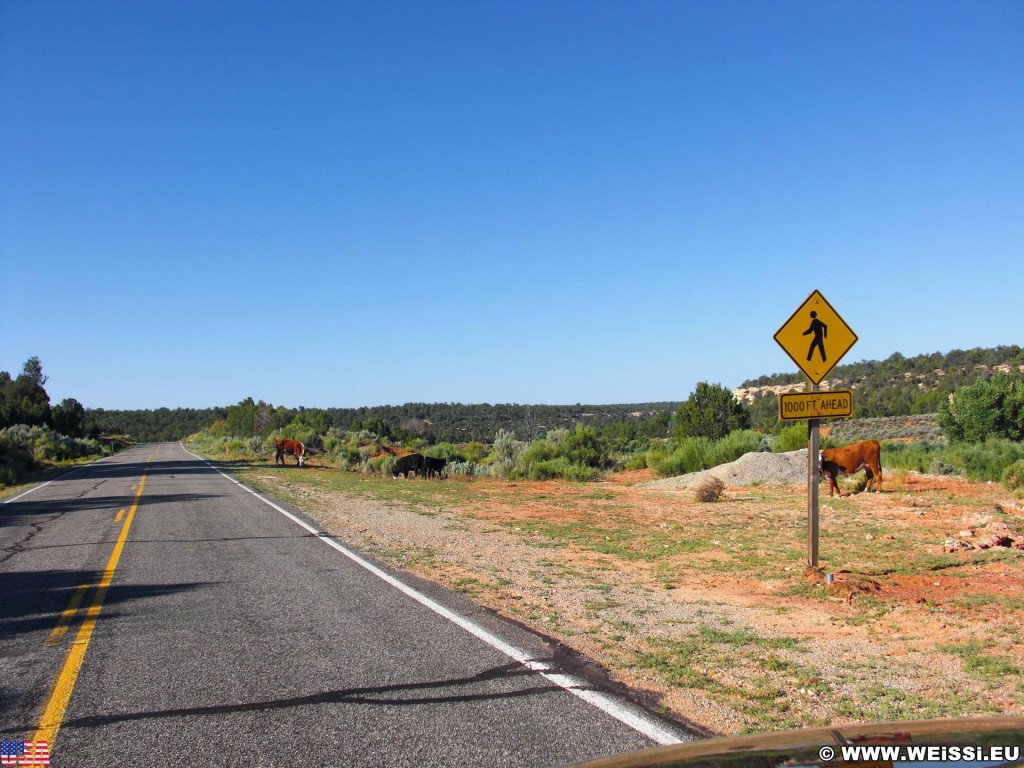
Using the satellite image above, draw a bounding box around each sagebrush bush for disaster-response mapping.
[0,433,33,487]
[879,438,1024,482]
[445,460,476,477]
[187,433,263,459]
[879,440,943,473]
[829,414,944,443]
[0,425,104,487]
[946,439,1024,482]
[358,455,394,475]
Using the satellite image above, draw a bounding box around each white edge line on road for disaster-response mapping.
[179,443,684,746]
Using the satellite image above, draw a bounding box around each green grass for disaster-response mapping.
[836,683,993,722]
[629,623,822,732]
[950,594,1024,611]
[938,641,1023,677]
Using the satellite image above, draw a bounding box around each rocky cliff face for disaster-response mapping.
[733,363,1024,405]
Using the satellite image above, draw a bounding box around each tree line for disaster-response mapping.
[4,344,1023,445]
[0,357,90,436]
[4,350,1024,489]
[741,345,1024,430]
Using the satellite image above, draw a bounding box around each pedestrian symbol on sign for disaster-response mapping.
[773,290,857,385]
[803,311,828,363]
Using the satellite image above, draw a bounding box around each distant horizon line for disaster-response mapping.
[84,399,689,413]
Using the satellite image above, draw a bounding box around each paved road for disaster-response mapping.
[1,443,691,767]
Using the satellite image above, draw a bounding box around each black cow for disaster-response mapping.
[423,456,447,479]
[391,453,425,479]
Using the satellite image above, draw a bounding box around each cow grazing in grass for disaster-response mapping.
[820,440,882,497]
[391,453,425,479]
[423,456,447,480]
[274,438,306,467]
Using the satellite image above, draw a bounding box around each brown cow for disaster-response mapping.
[820,440,882,497]
[274,438,306,467]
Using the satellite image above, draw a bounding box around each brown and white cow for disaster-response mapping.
[274,438,306,467]
[820,440,882,497]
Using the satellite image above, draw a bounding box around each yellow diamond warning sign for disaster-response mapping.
[774,290,857,385]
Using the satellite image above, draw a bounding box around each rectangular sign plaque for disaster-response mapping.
[778,390,853,421]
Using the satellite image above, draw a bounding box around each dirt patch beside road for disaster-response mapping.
[234,461,1024,736]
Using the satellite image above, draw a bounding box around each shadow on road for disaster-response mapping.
[0,568,214,638]
[58,660,575,729]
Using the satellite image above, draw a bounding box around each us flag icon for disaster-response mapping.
[0,741,50,766]
[0,741,21,767]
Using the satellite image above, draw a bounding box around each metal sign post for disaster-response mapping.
[774,291,858,572]
[807,384,820,568]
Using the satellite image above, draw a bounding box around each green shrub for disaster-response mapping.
[706,430,761,466]
[774,423,807,453]
[0,425,104,487]
[368,455,394,475]
[946,439,1024,482]
[461,441,487,464]
[878,438,1023,482]
[650,430,762,478]
[0,433,33,487]
[520,439,558,466]
[673,382,750,441]
[424,442,463,461]
[882,440,946,473]
[619,452,650,472]
[510,425,610,481]
[650,437,710,477]
[939,374,1024,442]
[562,425,611,468]
[522,456,601,482]
[1001,460,1024,491]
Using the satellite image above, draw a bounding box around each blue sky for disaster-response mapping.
[2,1,1022,410]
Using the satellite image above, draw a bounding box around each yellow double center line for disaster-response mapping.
[34,451,156,747]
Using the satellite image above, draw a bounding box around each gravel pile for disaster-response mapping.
[643,449,810,488]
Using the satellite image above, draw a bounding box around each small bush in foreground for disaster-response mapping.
[693,476,725,502]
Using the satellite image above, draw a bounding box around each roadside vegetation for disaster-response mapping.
[0,358,128,489]
[187,370,1024,492]
[5,346,1024,493]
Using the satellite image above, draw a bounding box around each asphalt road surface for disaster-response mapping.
[1,443,693,767]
